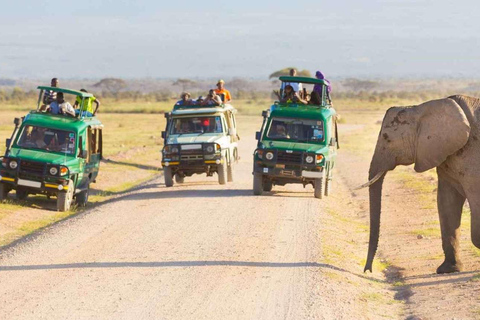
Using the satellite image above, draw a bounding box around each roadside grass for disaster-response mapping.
[471,274,480,281]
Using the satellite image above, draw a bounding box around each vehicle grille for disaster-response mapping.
[277,151,302,164]
[20,160,45,176]
[181,149,202,155]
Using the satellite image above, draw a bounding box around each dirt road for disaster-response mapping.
[0,115,478,319]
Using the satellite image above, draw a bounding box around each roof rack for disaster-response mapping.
[279,76,328,85]
[173,103,227,111]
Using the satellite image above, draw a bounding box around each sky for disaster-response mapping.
[1,0,480,79]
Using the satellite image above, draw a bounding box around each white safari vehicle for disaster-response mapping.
[161,103,239,186]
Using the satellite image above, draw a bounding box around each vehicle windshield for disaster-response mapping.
[17,125,76,155]
[170,116,223,134]
[266,117,324,143]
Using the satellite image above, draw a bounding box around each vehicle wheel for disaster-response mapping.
[314,177,324,199]
[175,174,184,184]
[218,157,227,185]
[227,159,234,182]
[325,177,332,196]
[253,174,264,195]
[16,189,28,200]
[164,167,174,187]
[0,184,10,202]
[264,180,273,192]
[57,180,74,212]
[75,184,90,207]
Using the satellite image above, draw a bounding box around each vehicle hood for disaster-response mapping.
[262,140,327,153]
[167,133,223,144]
[8,147,77,165]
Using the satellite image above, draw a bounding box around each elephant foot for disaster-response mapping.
[436,260,463,274]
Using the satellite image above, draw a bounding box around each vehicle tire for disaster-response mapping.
[75,184,89,207]
[164,167,174,187]
[16,189,28,200]
[325,177,332,196]
[175,174,184,184]
[227,159,234,183]
[253,174,264,195]
[0,184,9,202]
[314,177,324,199]
[57,180,74,212]
[264,180,273,192]
[218,157,227,185]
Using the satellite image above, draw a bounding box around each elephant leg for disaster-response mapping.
[436,175,465,274]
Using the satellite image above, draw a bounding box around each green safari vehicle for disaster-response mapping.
[253,76,339,198]
[0,86,103,211]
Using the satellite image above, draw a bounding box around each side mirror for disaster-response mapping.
[261,110,268,118]
[228,128,237,136]
[6,138,11,148]
[80,150,88,158]
[255,131,261,141]
[164,112,171,119]
[161,131,166,139]
[14,118,22,126]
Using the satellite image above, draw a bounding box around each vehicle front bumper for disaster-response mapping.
[0,171,69,192]
[253,163,324,180]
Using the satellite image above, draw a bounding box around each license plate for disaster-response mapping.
[281,170,294,176]
[17,179,42,188]
[181,144,201,150]
[275,164,285,169]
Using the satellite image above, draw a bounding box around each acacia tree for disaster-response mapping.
[172,79,197,92]
[93,78,127,94]
[269,68,311,79]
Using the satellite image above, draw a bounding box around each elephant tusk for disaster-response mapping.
[354,171,386,190]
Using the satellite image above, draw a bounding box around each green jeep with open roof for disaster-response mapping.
[161,103,239,186]
[0,86,103,211]
[253,76,339,198]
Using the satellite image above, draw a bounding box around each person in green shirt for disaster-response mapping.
[74,89,101,116]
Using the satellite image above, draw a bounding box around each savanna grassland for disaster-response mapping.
[1,84,479,319]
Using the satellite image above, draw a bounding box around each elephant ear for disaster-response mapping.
[414,98,470,172]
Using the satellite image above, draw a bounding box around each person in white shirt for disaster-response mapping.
[280,68,303,93]
[48,92,75,117]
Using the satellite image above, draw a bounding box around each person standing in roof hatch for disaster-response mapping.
[214,79,232,102]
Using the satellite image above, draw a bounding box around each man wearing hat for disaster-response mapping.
[214,79,232,103]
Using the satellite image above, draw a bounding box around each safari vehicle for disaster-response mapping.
[0,86,103,211]
[253,76,338,199]
[161,103,239,186]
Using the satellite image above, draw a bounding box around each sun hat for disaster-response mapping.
[217,79,225,85]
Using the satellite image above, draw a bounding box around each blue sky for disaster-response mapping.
[1,0,479,79]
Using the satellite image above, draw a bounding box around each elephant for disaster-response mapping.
[361,95,480,274]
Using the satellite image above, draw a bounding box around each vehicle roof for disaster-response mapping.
[269,104,336,120]
[279,76,328,86]
[37,86,94,98]
[171,103,236,115]
[22,111,103,133]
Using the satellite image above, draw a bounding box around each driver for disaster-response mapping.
[271,124,290,138]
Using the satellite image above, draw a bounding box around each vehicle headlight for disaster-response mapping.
[171,146,179,153]
[9,160,18,169]
[316,154,324,163]
[266,152,274,160]
[305,155,314,164]
[206,145,215,153]
[49,167,58,175]
[59,166,69,176]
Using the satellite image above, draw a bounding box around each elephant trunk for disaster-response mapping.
[364,170,386,273]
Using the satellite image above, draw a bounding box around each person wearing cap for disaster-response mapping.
[175,92,194,106]
[214,79,231,103]
[73,89,101,116]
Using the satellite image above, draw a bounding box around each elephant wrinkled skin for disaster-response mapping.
[364,95,480,274]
